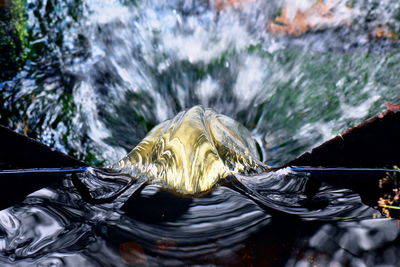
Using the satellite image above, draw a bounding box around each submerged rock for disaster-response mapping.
[113,106,265,195]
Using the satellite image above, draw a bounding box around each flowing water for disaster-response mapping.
[1,0,400,166]
[1,0,400,266]
[0,167,386,266]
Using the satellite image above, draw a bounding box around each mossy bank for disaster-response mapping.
[0,0,27,81]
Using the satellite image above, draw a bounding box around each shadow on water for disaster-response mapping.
[122,187,193,223]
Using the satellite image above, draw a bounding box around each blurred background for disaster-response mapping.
[1,0,399,167]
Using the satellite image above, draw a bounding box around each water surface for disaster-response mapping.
[1,0,400,266]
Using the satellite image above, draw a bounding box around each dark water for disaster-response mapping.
[0,168,393,266]
[1,0,400,266]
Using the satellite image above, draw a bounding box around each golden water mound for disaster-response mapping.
[113,106,264,194]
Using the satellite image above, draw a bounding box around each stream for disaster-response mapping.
[1,0,400,266]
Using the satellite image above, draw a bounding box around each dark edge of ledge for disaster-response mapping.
[287,107,400,168]
[0,124,87,169]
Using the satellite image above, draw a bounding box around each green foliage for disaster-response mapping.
[0,0,28,81]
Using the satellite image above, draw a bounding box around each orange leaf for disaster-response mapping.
[119,241,147,265]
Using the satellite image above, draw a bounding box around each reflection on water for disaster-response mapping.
[0,167,394,266]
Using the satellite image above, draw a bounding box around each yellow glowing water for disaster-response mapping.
[113,106,265,194]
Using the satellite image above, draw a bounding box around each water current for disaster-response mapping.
[1,0,400,266]
[1,0,400,166]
